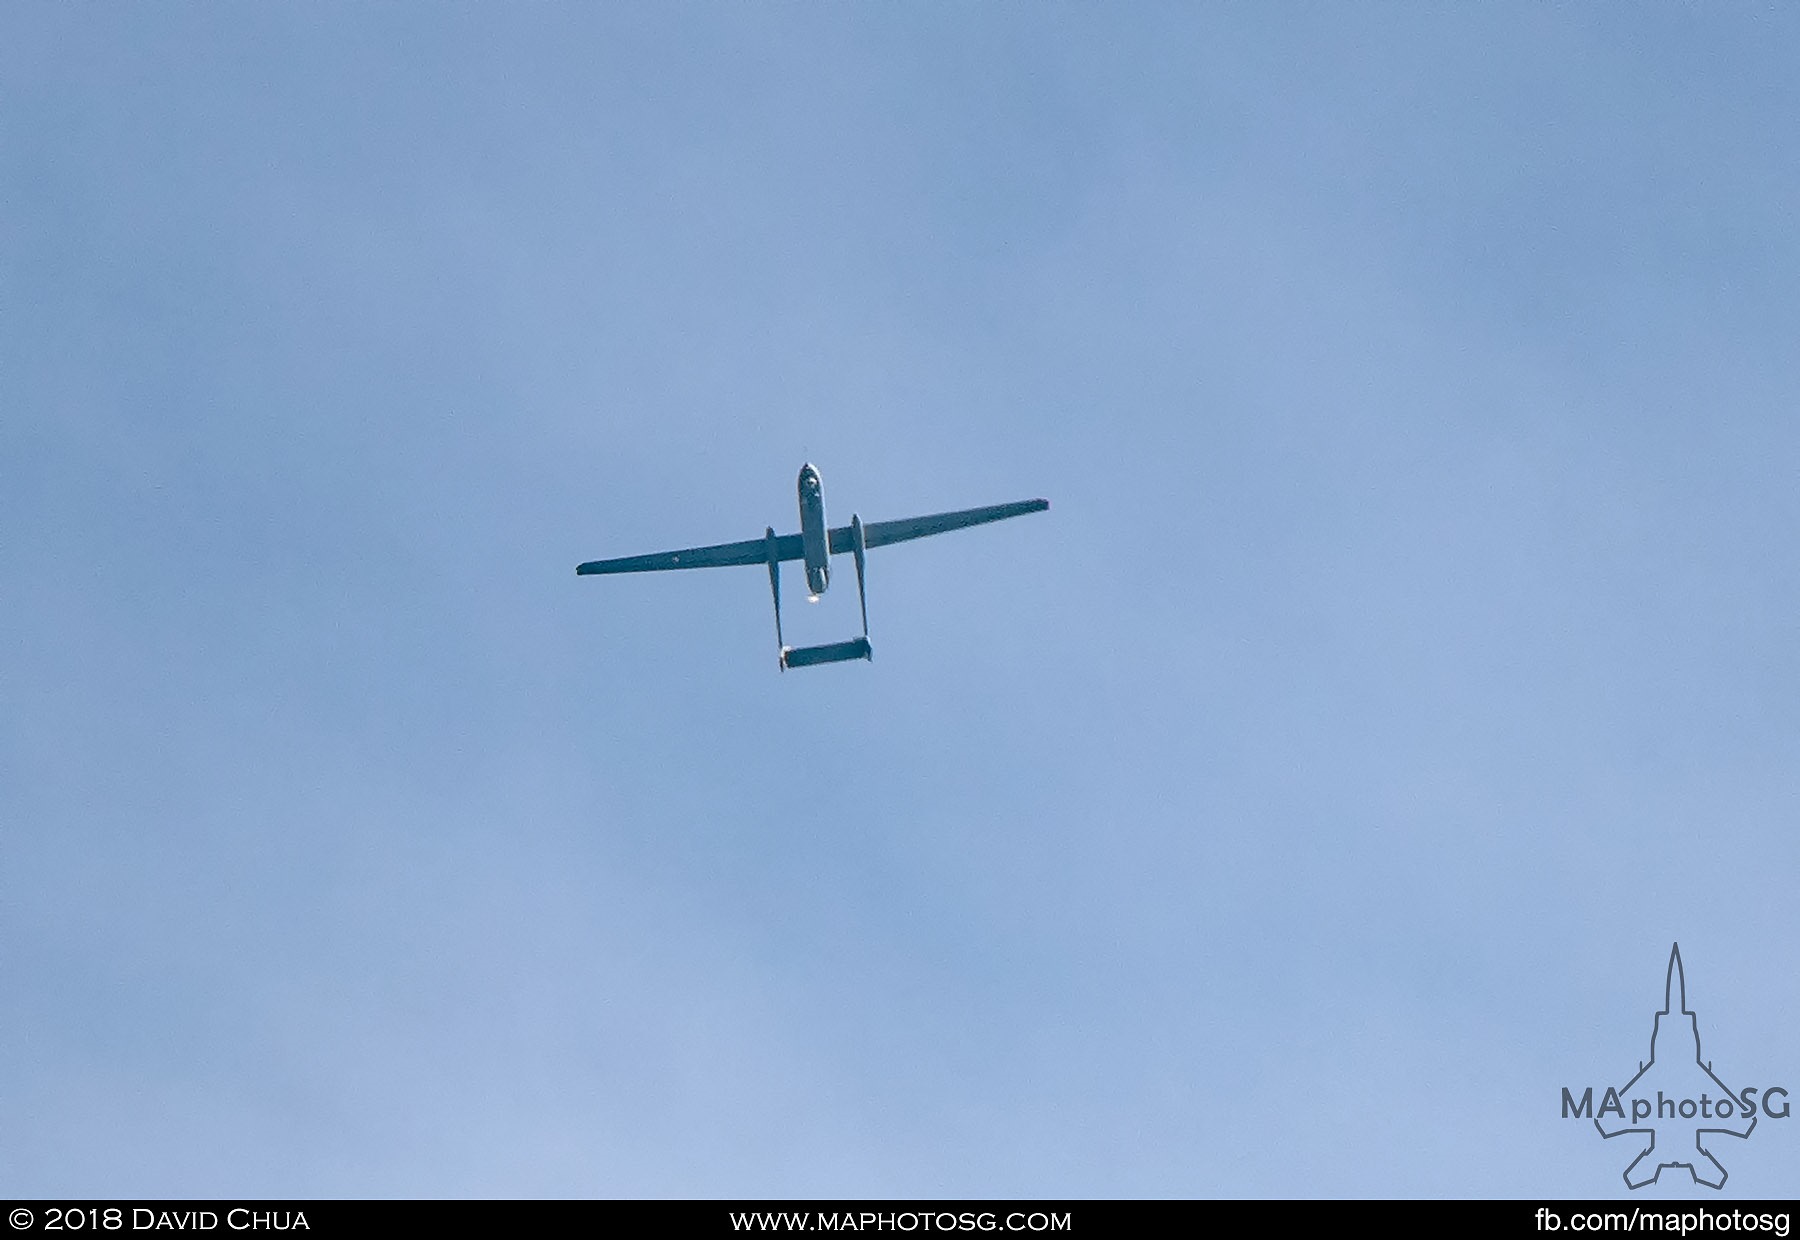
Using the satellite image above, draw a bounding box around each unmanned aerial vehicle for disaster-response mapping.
[576,463,1048,669]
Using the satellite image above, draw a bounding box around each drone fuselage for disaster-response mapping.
[797,463,830,598]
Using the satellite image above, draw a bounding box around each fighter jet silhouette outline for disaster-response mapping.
[1594,944,1756,1189]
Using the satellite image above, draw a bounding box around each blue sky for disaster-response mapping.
[4,5,1797,1198]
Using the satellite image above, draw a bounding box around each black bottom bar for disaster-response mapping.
[9,1201,1793,1232]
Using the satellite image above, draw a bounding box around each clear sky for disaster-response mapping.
[4,4,1797,1199]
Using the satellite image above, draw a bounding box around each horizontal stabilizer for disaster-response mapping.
[780,637,874,669]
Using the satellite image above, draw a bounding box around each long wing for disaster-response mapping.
[576,532,803,575]
[828,499,1048,554]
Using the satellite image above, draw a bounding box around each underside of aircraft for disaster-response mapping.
[576,463,1048,670]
